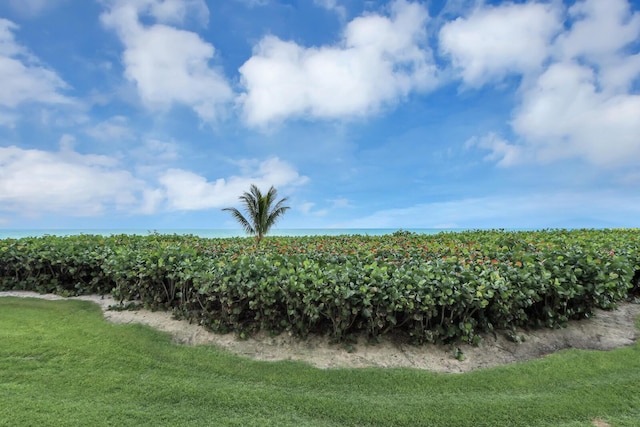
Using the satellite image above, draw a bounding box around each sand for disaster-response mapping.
[1,291,638,373]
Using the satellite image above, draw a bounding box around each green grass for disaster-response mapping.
[1,297,639,427]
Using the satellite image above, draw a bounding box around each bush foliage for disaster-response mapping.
[1,229,638,344]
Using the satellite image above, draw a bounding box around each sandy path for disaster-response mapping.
[2,291,638,373]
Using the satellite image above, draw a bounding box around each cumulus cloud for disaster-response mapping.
[100,0,232,123]
[509,0,640,168]
[159,157,308,210]
[238,0,437,126]
[0,19,73,111]
[458,0,640,169]
[0,137,152,216]
[439,2,562,87]
[512,61,640,166]
[555,0,640,65]
[552,0,640,96]
[0,139,306,217]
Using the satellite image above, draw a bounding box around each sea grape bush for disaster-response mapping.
[0,229,638,344]
[0,235,114,296]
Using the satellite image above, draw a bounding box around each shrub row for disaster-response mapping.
[1,230,638,344]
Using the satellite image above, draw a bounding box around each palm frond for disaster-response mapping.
[221,207,255,235]
[242,185,262,227]
[222,184,290,242]
[266,202,290,228]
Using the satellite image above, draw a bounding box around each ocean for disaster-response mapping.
[0,228,457,240]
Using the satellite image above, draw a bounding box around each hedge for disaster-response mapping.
[1,229,638,344]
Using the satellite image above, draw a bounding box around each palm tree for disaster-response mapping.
[222,184,290,244]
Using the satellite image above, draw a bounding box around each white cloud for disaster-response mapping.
[298,197,349,217]
[0,138,152,217]
[142,139,180,162]
[146,0,209,26]
[439,2,562,87]
[234,0,269,7]
[138,188,165,215]
[238,0,437,126]
[512,61,640,167]
[619,171,640,186]
[462,0,640,169]
[0,19,73,109]
[299,201,329,216]
[159,157,308,211]
[314,0,347,21]
[336,192,640,229]
[465,132,522,167]
[299,202,316,214]
[128,138,182,180]
[100,0,232,123]
[508,0,640,168]
[0,111,18,128]
[328,197,351,208]
[0,20,21,57]
[8,0,67,17]
[596,53,640,94]
[554,0,640,94]
[555,0,640,65]
[85,116,135,141]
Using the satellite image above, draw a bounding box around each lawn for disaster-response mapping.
[1,297,639,426]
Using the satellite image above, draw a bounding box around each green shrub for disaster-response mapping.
[1,229,638,344]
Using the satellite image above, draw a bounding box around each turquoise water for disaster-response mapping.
[0,228,457,240]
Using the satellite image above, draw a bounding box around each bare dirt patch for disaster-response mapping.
[592,418,612,427]
[2,291,639,373]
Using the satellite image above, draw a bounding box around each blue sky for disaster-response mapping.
[0,0,639,230]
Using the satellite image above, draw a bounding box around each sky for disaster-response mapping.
[0,0,639,230]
